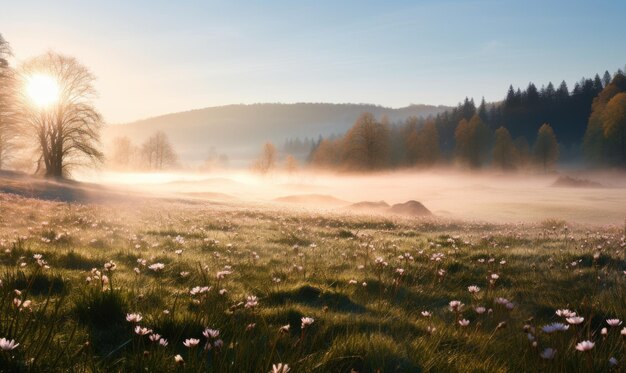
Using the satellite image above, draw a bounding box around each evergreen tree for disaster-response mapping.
[603,71,612,87]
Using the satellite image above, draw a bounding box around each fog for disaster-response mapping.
[76,169,626,226]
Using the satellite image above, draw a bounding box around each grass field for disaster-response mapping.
[0,191,625,372]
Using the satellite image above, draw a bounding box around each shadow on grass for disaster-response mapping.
[266,285,366,313]
[5,270,67,295]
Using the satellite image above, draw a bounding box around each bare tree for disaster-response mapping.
[0,34,17,169]
[109,136,139,170]
[141,131,178,170]
[17,52,103,178]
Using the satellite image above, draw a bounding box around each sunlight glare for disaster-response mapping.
[25,73,60,108]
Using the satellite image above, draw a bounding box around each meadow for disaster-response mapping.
[0,191,625,372]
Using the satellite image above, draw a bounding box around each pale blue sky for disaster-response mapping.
[2,0,625,123]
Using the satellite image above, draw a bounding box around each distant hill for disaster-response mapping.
[104,103,450,165]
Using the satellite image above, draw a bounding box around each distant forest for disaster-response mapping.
[304,66,626,171]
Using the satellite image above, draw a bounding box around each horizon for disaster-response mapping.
[3,0,626,123]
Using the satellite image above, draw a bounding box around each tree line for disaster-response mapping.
[307,68,626,171]
[109,132,179,171]
[307,112,558,172]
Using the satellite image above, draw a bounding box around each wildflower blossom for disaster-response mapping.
[270,363,291,373]
[203,328,220,339]
[279,324,290,333]
[104,260,117,271]
[468,285,481,294]
[190,286,211,296]
[575,340,594,352]
[183,338,200,348]
[556,309,576,317]
[148,263,165,271]
[449,300,463,312]
[542,323,569,333]
[0,338,19,351]
[607,319,622,327]
[245,295,258,309]
[149,333,161,342]
[126,313,143,323]
[134,326,152,336]
[566,316,584,325]
[301,317,314,328]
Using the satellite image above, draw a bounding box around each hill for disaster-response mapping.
[104,103,450,165]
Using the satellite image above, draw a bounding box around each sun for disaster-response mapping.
[25,73,60,108]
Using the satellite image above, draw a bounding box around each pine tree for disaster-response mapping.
[603,71,612,87]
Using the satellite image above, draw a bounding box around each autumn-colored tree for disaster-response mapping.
[583,73,626,164]
[492,127,518,170]
[342,113,390,170]
[141,131,178,170]
[602,93,626,165]
[253,142,277,174]
[454,118,471,165]
[455,114,491,168]
[284,155,298,174]
[533,123,559,172]
[406,120,440,167]
[513,136,531,169]
[311,138,342,168]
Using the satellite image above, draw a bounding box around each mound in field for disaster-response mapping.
[182,191,237,201]
[346,201,390,213]
[389,200,432,216]
[551,176,604,188]
[273,194,349,207]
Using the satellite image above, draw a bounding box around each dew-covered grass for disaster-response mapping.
[0,192,624,372]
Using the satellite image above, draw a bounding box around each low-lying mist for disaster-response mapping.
[76,168,626,226]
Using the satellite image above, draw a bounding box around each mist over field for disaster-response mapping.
[73,169,626,225]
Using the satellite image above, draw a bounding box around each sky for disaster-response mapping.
[2,0,626,123]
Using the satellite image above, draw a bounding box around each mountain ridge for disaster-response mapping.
[104,102,451,164]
